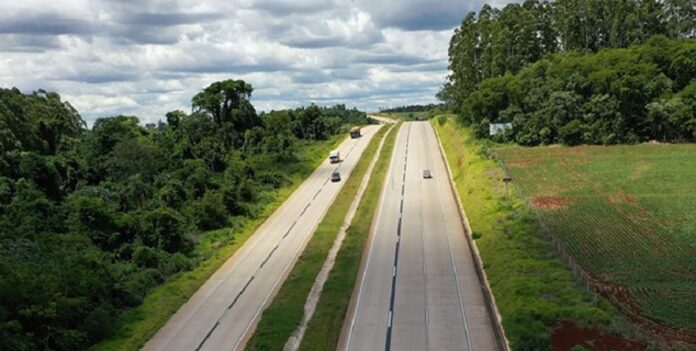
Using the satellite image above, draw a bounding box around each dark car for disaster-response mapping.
[331,171,341,182]
[422,169,432,179]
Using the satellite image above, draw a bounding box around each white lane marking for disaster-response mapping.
[344,125,402,351]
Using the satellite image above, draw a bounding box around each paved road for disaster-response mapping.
[143,124,382,351]
[343,121,498,351]
[368,115,397,124]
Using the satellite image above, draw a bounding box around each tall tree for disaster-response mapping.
[447,12,481,110]
[191,79,261,148]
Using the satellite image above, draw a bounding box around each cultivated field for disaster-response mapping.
[496,144,696,343]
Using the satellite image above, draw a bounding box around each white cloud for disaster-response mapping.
[0,0,515,125]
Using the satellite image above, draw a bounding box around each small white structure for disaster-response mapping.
[489,123,513,136]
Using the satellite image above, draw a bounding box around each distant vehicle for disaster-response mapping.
[350,126,361,138]
[423,169,432,179]
[331,171,341,182]
[329,150,340,163]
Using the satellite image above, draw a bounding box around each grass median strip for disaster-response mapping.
[92,136,343,351]
[299,123,401,351]
[245,125,391,351]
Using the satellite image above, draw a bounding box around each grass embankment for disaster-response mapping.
[299,123,401,351]
[246,124,390,350]
[433,117,617,350]
[496,142,696,341]
[92,136,344,351]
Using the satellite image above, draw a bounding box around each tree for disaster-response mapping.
[559,119,585,145]
[138,207,186,253]
[63,194,123,251]
[165,110,185,129]
[447,12,481,105]
[191,79,261,148]
[192,79,253,126]
[664,0,696,38]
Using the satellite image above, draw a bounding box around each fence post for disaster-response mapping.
[493,154,598,306]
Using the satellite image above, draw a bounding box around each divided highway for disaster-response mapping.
[143,124,382,351]
[343,121,499,351]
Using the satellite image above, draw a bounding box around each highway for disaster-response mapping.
[343,121,499,351]
[142,124,382,351]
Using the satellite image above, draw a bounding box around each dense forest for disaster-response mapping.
[0,80,370,350]
[443,0,696,145]
[379,104,444,113]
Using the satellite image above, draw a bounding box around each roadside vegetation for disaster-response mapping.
[378,104,448,121]
[496,142,696,345]
[299,123,401,351]
[434,117,625,350]
[436,1,696,348]
[246,124,391,351]
[0,81,371,351]
[443,0,696,146]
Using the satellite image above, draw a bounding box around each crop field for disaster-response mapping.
[496,144,696,343]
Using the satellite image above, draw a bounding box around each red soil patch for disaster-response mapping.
[532,196,568,210]
[552,320,646,351]
[592,276,696,346]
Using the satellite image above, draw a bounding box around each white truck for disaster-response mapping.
[329,150,340,164]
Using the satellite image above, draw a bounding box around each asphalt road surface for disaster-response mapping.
[343,121,498,351]
[143,124,382,351]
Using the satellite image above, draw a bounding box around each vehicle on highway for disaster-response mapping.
[423,169,432,179]
[350,126,362,138]
[329,150,340,163]
[331,171,341,182]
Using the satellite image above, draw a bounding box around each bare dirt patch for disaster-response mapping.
[551,320,646,351]
[593,278,696,347]
[532,196,568,210]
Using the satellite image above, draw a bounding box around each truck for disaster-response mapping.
[329,150,340,164]
[350,126,361,138]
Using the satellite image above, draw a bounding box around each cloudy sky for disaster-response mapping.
[0,0,513,125]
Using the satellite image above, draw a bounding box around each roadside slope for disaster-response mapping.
[91,135,345,351]
[433,117,620,350]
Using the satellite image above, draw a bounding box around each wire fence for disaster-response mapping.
[491,151,600,304]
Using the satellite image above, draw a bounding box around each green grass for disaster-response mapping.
[92,136,345,351]
[299,123,401,351]
[495,142,696,336]
[245,125,390,351]
[433,117,617,350]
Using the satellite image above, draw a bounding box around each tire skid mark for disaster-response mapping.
[260,245,280,268]
[195,321,220,351]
